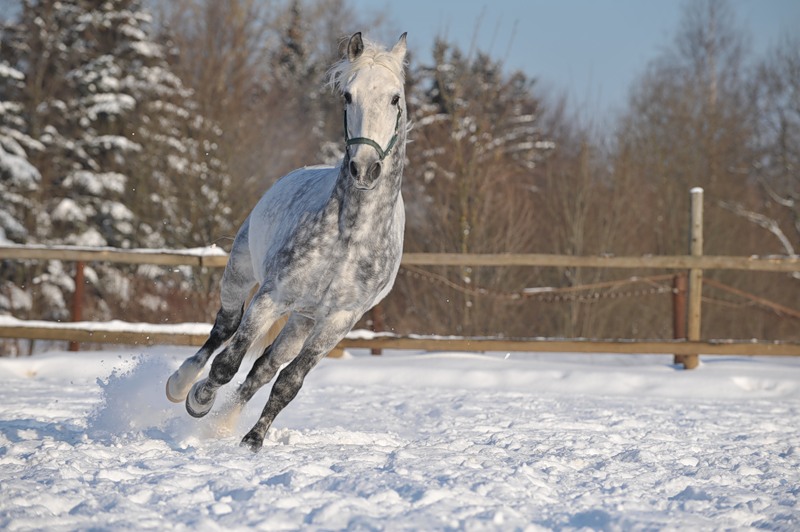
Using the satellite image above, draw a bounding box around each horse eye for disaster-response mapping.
[344,92,352,104]
[391,94,400,106]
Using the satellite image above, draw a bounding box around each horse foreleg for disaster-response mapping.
[239,350,323,451]
[166,304,244,403]
[240,311,358,452]
[186,295,281,418]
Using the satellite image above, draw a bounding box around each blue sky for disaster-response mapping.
[351,0,800,119]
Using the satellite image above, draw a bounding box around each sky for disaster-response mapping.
[1,0,796,119]
[352,0,800,120]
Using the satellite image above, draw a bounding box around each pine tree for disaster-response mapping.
[0,19,44,320]
[0,0,232,322]
[0,56,41,244]
[0,0,231,249]
[21,0,231,249]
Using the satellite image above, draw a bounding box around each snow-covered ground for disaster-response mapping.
[1,343,799,530]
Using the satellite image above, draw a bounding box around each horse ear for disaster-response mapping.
[347,32,364,62]
[391,32,408,60]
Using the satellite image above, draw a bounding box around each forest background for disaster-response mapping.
[0,0,798,354]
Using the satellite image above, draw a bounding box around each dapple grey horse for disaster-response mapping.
[166,32,408,452]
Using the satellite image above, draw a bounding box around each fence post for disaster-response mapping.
[672,273,688,349]
[680,187,704,370]
[68,261,85,352]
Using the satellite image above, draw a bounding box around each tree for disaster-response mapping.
[0,56,41,244]
[611,0,799,340]
[615,0,755,255]
[750,36,800,261]
[0,0,232,323]
[392,39,556,336]
[155,0,374,221]
[0,50,41,323]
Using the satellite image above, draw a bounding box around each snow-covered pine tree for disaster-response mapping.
[0,21,43,322]
[0,56,42,244]
[26,0,231,249]
[0,0,231,323]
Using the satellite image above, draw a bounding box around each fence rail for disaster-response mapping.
[0,244,231,268]
[0,317,797,357]
[2,243,798,272]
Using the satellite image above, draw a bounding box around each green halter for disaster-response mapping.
[343,106,402,161]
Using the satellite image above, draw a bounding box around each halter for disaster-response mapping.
[343,106,402,161]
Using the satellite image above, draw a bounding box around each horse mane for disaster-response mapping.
[325,35,406,92]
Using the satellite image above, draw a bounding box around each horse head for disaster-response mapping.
[331,32,407,190]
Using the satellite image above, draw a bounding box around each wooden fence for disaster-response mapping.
[1,247,798,360]
[1,189,799,366]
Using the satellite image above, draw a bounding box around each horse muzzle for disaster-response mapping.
[348,154,383,190]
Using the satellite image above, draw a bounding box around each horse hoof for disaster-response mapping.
[185,379,215,418]
[166,361,203,403]
[240,431,263,453]
[166,373,188,403]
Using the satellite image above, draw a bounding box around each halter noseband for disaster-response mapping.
[343,106,402,161]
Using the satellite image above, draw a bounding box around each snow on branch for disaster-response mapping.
[719,201,799,279]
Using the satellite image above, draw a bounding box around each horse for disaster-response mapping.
[165,32,408,452]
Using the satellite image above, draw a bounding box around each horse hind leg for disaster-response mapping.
[166,229,255,403]
[185,289,282,418]
[235,312,314,405]
[239,347,325,451]
[209,313,314,435]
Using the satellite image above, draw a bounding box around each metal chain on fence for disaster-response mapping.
[399,265,800,320]
[399,266,676,303]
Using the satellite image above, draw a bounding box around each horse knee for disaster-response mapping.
[234,345,277,403]
[267,356,314,410]
[272,366,305,403]
[212,304,244,339]
[208,337,248,386]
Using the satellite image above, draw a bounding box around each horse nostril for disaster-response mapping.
[349,160,358,178]
[369,162,382,180]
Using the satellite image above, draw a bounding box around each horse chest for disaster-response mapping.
[278,218,400,314]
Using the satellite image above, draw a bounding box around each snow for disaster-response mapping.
[0,210,27,243]
[1,346,799,530]
[51,198,88,223]
[0,63,24,81]
[0,284,32,313]
[83,93,137,120]
[0,315,211,336]
[0,145,41,188]
[128,40,162,59]
[70,227,108,248]
[63,170,127,196]
[89,135,142,153]
[101,201,135,222]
